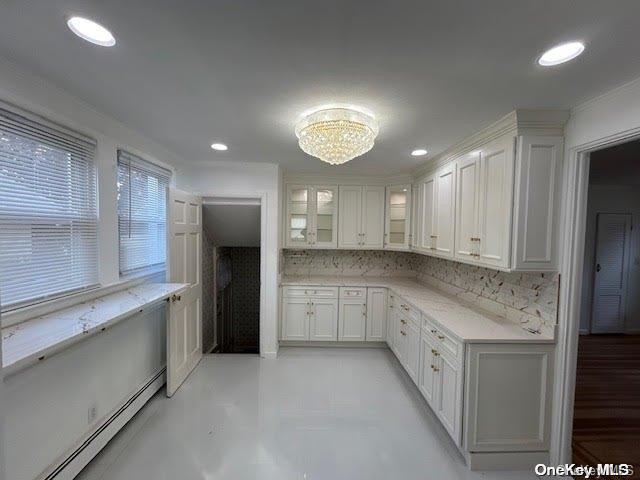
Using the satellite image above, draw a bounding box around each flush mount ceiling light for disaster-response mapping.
[411,148,428,157]
[295,106,378,165]
[538,41,585,66]
[67,16,116,46]
[210,143,228,151]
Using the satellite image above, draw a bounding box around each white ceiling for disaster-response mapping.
[1,1,640,175]
[203,204,260,247]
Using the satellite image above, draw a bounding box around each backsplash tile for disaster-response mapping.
[282,249,558,333]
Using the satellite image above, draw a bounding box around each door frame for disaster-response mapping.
[552,128,640,465]
[201,194,267,357]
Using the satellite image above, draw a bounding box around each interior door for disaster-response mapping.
[362,185,385,248]
[591,213,632,333]
[455,154,480,261]
[167,188,203,397]
[338,186,362,248]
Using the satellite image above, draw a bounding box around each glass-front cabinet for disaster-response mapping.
[286,185,338,248]
[384,184,411,250]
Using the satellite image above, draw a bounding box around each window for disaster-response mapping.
[117,150,170,276]
[0,104,98,310]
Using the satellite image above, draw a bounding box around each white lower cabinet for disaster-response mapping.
[339,298,367,341]
[433,348,463,445]
[404,318,420,383]
[386,292,396,349]
[309,298,338,341]
[282,297,310,340]
[366,287,387,341]
[418,334,438,407]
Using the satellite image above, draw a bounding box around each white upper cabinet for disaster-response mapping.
[420,175,436,252]
[455,152,480,261]
[286,185,338,248]
[477,136,515,269]
[512,135,564,271]
[410,183,421,249]
[338,185,385,249]
[433,164,456,258]
[385,184,411,250]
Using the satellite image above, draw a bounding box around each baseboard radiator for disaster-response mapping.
[39,368,166,480]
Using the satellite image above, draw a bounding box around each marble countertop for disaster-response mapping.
[2,283,188,375]
[281,276,554,344]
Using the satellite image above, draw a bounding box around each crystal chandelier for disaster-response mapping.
[295,107,379,165]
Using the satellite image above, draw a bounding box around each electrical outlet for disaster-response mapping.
[88,404,98,424]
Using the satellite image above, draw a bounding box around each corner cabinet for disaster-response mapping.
[285,185,338,248]
[338,185,385,249]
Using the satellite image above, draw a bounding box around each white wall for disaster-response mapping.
[0,56,187,480]
[177,161,281,358]
[579,185,640,333]
[4,307,166,480]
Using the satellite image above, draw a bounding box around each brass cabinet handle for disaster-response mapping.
[171,294,182,303]
[430,329,437,334]
[401,331,406,336]
[437,335,445,341]
[400,319,406,325]
[430,235,437,238]
[433,366,439,372]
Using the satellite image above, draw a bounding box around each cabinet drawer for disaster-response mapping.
[282,286,339,298]
[422,316,463,364]
[397,299,421,325]
[339,287,367,299]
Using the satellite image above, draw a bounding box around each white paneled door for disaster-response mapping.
[591,213,632,333]
[167,188,203,397]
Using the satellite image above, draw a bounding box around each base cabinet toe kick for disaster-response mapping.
[281,284,554,470]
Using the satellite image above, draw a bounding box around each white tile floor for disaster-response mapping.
[77,347,540,480]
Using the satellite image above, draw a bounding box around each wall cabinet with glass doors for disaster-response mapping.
[384,184,411,250]
[285,185,338,248]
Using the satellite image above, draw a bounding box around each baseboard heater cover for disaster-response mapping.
[40,368,166,480]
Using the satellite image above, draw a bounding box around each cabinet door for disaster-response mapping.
[455,154,480,261]
[385,185,411,250]
[286,185,311,248]
[411,184,421,249]
[420,175,436,252]
[309,298,338,341]
[418,334,437,407]
[434,164,456,257]
[339,299,367,341]
[282,298,309,340]
[362,186,385,248]
[434,351,463,445]
[386,293,396,349]
[313,186,338,248]
[404,320,420,383]
[338,186,362,248]
[478,137,515,269]
[394,313,406,361]
[366,288,387,341]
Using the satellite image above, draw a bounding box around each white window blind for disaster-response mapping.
[0,104,98,310]
[117,150,170,276]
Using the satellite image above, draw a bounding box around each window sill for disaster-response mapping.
[1,281,187,377]
[1,269,166,329]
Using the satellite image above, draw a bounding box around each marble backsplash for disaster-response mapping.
[282,249,559,333]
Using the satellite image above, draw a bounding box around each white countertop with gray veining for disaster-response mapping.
[281,276,554,344]
[2,283,188,375]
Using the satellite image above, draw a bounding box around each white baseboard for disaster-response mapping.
[466,451,549,471]
[38,369,165,480]
[279,340,388,348]
[261,351,278,359]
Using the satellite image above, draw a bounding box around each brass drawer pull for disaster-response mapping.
[437,335,445,341]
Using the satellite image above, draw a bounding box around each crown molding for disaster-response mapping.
[412,109,569,179]
[283,172,413,186]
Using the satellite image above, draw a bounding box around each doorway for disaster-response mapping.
[572,138,640,470]
[201,200,261,354]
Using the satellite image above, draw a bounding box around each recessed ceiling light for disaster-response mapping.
[538,41,585,66]
[211,143,228,151]
[411,149,428,157]
[67,17,116,47]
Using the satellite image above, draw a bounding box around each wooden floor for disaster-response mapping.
[572,334,640,477]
